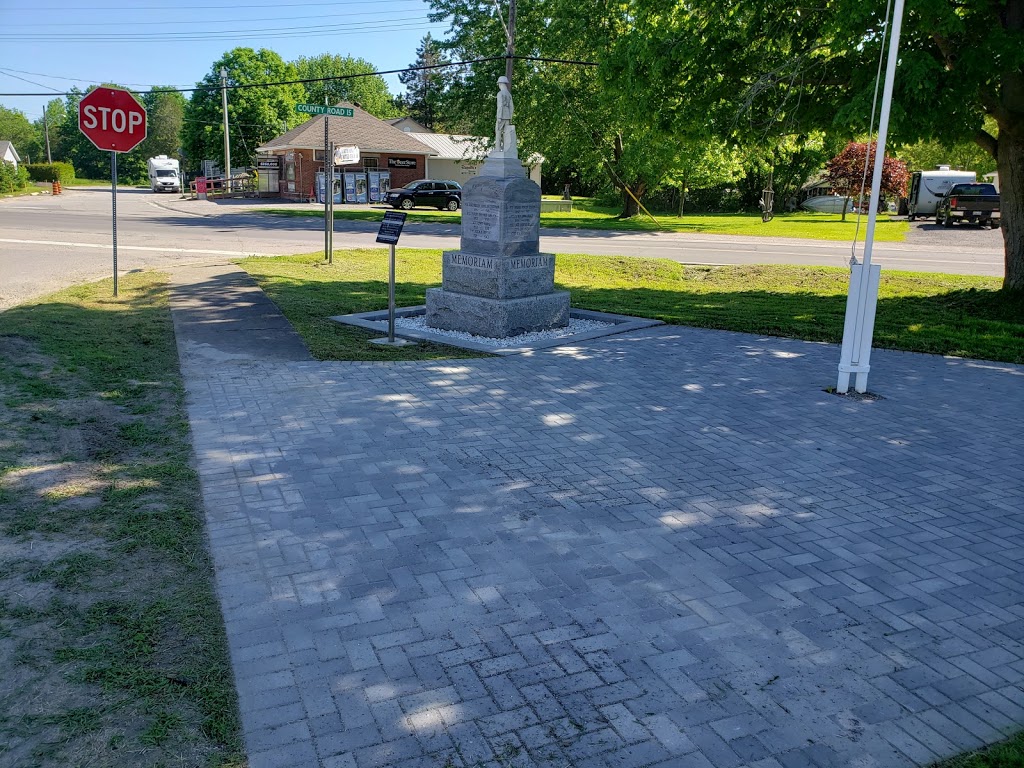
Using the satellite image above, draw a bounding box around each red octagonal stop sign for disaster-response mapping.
[78,87,147,153]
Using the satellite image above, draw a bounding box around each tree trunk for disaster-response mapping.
[679,174,688,217]
[609,132,642,218]
[1000,129,1024,291]
[621,185,644,218]
[841,196,849,222]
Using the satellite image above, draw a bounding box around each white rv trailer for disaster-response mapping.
[907,166,976,219]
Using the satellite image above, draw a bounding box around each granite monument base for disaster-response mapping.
[440,250,556,300]
[425,287,570,338]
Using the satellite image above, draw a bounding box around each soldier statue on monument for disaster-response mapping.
[495,76,514,152]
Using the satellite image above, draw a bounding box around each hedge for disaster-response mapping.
[26,162,76,185]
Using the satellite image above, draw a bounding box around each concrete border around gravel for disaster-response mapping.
[330,306,664,355]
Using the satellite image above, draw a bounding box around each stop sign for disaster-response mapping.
[78,87,147,153]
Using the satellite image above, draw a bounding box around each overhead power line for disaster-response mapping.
[3,5,426,27]
[0,55,598,98]
[0,66,192,89]
[0,18,442,43]
[4,0,410,8]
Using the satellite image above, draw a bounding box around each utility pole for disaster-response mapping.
[220,67,232,194]
[505,0,517,86]
[43,111,52,164]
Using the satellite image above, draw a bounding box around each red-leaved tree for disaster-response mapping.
[825,142,909,221]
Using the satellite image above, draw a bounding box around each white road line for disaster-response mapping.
[0,238,270,256]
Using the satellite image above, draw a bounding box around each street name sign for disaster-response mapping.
[296,104,354,117]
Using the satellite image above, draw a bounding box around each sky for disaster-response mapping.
[0,0,454,121]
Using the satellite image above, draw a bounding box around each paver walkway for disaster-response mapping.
[173,277,1024,768]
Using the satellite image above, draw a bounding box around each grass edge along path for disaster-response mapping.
[257,198,910,242]
[237,250,1023,365]
[929,731,1024,768]
[0,273,245,767]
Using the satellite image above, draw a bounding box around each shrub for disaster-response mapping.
[26,162,76,185]
[0,162,30,193]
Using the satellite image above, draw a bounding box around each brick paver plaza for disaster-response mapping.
[182,326,1024,768]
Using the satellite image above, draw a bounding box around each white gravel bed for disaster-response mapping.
[394,315,614,349]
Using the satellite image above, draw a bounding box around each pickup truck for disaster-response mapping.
[935,183,1000,228]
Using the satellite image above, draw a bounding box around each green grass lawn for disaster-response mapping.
[1,186,50,198]
[258,197,909,242]
[0,275,243,767]
[62,178,114,187]
[931,733,1024,768]
[238,249,1023,364]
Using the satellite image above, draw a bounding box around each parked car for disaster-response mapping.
[935,183,1000,228]
[386,179,462,210]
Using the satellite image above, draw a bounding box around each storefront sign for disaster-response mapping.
[388,157,417,169]
[334,146,360,165]
[257,157,280,169]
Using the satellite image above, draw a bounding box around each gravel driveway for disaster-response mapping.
[903,217,1004,249]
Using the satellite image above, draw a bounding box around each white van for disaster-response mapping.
[147,155,180,193]
[907,166,976,219]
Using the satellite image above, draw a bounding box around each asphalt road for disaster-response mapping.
[0,187,1006,311]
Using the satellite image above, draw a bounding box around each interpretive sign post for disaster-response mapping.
[370,212,411,346]
[78,87,147,297]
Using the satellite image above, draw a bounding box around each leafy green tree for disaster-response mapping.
[0,104,42,164]
[397,34,454,130]
[294,54,399,119]
[894,119,999,175]
[427,0,692,214]
[666,140,743,215]
[183,48,303,169]
[602,0,1024,288]
[139,88,186,161]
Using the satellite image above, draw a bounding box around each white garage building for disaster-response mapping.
[404,131,543,188]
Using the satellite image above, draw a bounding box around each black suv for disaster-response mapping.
[386,179,462,210]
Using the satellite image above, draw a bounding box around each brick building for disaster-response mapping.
[255,104,436,202]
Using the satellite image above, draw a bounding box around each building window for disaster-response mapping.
[363,157,378,170]
[314,150,325,161]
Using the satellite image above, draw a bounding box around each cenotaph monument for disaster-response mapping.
[424,77,570,338]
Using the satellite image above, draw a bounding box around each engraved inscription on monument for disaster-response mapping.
[446,253,496,270]
[504,203,537,242]
[463,202,500,240]
[509,255,552,270]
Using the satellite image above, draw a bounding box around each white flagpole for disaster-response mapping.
[837,0,905,394]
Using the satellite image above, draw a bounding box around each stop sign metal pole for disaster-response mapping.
[328,141,334,265]
[324,112,330,262]
[111,152,118,296]
[77,87,146,298]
